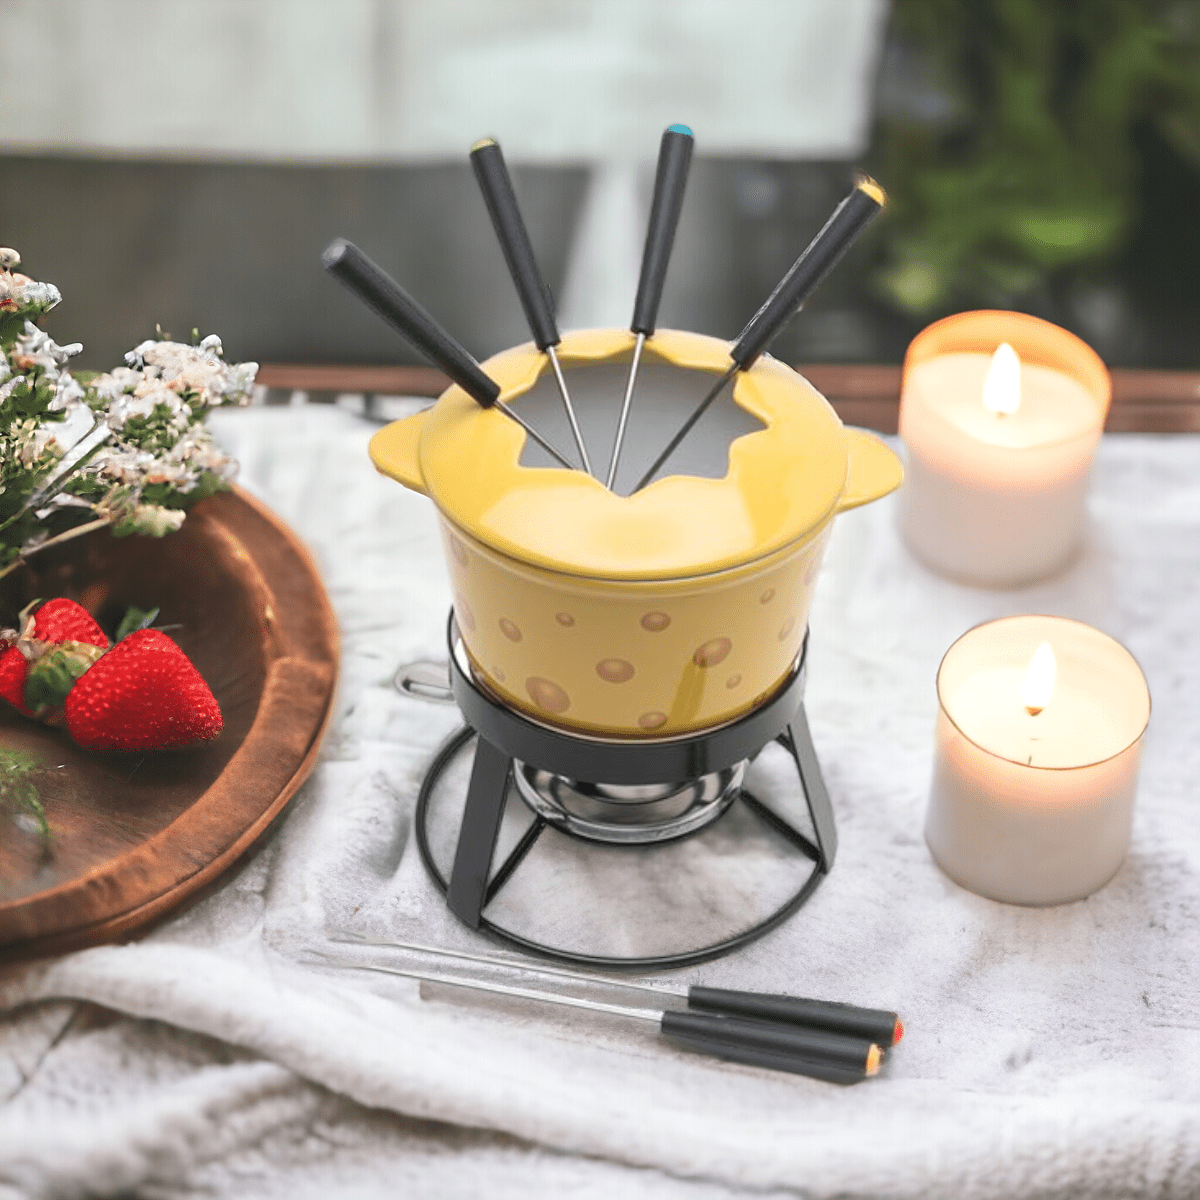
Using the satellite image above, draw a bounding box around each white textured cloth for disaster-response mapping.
[2,405,1199,1199]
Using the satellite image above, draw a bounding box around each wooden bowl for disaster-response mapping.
[0,488,338,963]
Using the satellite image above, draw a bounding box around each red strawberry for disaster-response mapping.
[0,598,111,718]
[31,598,108,648]
[0,646,32,717]
[64,628,223,751]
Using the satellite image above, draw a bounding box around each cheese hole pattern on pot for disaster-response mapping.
[596,658,635,684]
[778,617,796,641]
[526,677,570,713]
[455,598,476,632]
[693,638,732,668]
[639,711,667,730]
[555,612,575,627]
[642,612,671,632]
[499,618,523,642]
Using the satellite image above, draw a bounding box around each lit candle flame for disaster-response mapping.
[1022,642,1056,716]
[983,342,1021,416]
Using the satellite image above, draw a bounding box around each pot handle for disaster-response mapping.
[837,428,904,513]
[369,410,430,496]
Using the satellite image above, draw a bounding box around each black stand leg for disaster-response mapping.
[447,734,512,927]
[784,704,837,871]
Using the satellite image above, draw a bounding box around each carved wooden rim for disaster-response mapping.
[0,487,339,963]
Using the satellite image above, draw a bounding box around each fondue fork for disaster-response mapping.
[330,933,903,1048]
[323,238,574,469]
[606,123,695,490]
[634,175,887,491]
[470,138,592,475]
[316,952,883,1084]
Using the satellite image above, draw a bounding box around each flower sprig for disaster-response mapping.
[0,249,257,575]
[0,747,47,840]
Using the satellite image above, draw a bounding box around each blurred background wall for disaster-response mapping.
[1,0,1198,372]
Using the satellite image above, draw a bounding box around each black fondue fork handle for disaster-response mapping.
[316,953,882,1083]
[634,175,887,490]
[322,238,575,469]
[470,137,592,474]
[470,138,560,353]
[330,933,903,1047]
[607,123,696,489]
[687,987,902,1048]
[630,124,695,337]
[729,175,886,371]
[660,1011,881,1083]
[323,238,499,408]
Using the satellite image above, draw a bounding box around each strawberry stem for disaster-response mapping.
[23,641,107,712]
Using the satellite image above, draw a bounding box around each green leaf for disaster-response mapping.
[115,605,160,642]
[24,644,104,711]
[0,312,24,349]
[0,748,48,839]
[15,783,48,839]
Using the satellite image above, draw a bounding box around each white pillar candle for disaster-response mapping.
[898,311,1111,587]
[926,615,1150,906]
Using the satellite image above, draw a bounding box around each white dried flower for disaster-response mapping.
[2,256,253,563]
[88,366,142,403]
[105,387,187,431]
[12,323,82,370]
[46,372,87,414]
[122,504,187,536]
[0,275,62,316]
[122,336,255,408]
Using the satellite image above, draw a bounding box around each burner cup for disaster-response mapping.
[512,759,747,844]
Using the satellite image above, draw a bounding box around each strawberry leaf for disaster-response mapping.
[115,606,160,642]
[24,642,106,711]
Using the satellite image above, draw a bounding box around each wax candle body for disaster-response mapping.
[925,616,1150,906]
[898,313,1110,588]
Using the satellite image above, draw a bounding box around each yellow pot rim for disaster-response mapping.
[383,328,877,581]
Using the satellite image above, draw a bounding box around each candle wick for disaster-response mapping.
[1027,754,1033,765]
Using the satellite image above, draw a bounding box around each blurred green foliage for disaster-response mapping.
[871,0,1200,315]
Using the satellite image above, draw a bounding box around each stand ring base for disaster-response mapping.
[414,727,829,971]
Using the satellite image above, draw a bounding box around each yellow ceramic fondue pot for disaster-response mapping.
[370,328,902,738]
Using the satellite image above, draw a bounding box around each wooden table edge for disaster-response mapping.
[254,362,1200,435]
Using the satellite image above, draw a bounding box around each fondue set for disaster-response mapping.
[327,130,901,966]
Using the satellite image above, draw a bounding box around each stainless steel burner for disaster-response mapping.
[511,759,747,844]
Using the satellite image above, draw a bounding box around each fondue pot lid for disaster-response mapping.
[376,329,868,581]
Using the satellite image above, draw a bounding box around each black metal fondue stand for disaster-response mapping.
[403,618,836,969]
